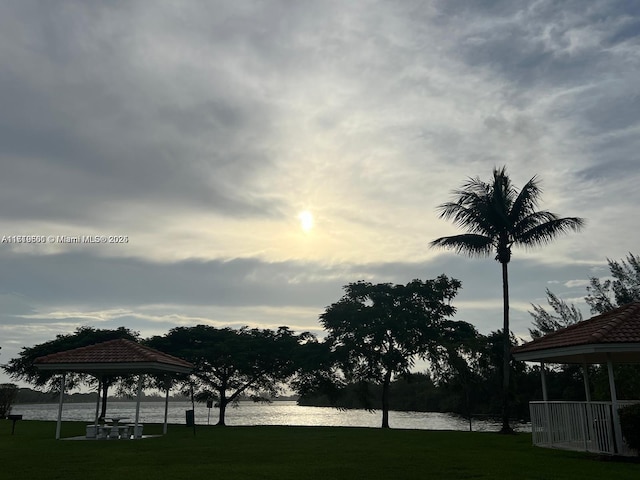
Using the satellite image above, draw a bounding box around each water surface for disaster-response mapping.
[12,401,529,432]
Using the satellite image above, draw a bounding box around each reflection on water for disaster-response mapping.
[12,401,529,432]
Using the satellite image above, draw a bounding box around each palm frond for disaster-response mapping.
[509,175,541,223]
[512,210,560,236]
[430,234,494,257]
[437,180,498,236]
[436,202,490,234]
[516,217,585,247]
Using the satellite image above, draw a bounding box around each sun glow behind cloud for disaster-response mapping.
[298,210,314,232]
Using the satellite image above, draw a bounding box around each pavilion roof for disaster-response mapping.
[34,338,193,374]
[512,302,640,364]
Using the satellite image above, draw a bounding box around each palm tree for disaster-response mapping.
[430,166,584,433]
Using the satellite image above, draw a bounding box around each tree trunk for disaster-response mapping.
[466,388,472,432]
[381,369,392,429]
[217,389,227,426]
[100,380,109,421]
[500,261,514,434]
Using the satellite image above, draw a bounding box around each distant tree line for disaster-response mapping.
[13,388,191,404]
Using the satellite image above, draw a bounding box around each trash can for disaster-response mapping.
[185,409,195,427]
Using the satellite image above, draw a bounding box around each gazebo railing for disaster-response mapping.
[530,401,639,456]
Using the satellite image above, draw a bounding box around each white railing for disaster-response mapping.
[530,401,639,456]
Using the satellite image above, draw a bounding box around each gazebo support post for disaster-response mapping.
[94,378,102,427]
[540,362,551,445]
[163,383,170,435]
[582,364,594,451]
[55,373,66,440]
[606,356,624,453]
[540,362,548,401]
[581,364,591,402]
[134,374,144,439]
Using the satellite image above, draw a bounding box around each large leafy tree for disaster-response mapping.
[2,326,139,419]
[319,276,467,428]
[430,166,584,433]
[146,325,306,426]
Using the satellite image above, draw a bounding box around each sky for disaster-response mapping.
[1,1,639,386]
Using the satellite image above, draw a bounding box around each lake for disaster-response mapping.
[12,401,529,432]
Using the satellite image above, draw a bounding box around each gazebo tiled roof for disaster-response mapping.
[512,301,640,364]
[34,338,193,374]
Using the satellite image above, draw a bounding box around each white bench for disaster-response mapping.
[86,424,111,439]
[128,424,144,439]
[86,424,97,438]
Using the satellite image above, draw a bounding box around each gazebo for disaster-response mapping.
[513,302,640,456]
[34,338,193,439]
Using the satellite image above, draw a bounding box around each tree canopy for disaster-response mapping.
[319,276,470,428]
[146,325,307,426]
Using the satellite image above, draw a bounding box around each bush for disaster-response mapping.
[0,383,18,418]
[619,403,640,455]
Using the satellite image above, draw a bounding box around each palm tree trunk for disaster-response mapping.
[500,261,513,434]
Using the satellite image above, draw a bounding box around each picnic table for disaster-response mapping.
[86,417,139,440]
[107,417,130,439]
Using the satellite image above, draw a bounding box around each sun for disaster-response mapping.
[298,210,314,232]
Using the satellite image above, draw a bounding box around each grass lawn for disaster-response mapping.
[1,420,638,480]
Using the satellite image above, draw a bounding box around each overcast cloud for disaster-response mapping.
[1,1,639,385]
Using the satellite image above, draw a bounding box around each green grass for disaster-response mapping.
[1,420,638,480]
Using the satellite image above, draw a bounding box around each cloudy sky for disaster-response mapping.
[1,1,639,385]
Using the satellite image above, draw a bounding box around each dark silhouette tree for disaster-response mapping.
[430,166,584,433]
[532,253,640,321]
[2,326,139,419]
[429,322,485,428]
[319,276,465,428]
[146,325,305,426]
[586,253,640,314]
[529,288,583,339]
[0,383,18,418]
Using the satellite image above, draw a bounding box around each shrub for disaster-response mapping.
[619,403,640,455]
[0,383,18,418]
